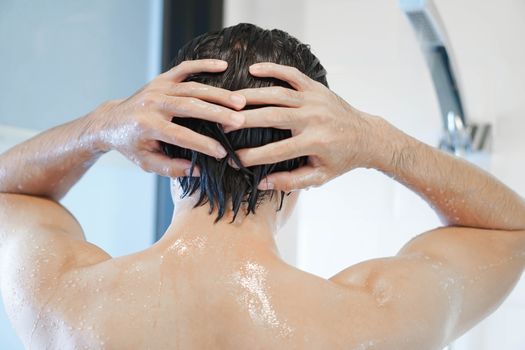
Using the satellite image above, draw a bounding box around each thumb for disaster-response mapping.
[139,153,199,178]
[258,166,325,192]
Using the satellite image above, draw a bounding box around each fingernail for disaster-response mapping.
[227,158,240,170]
[230,94,245,107]
[231,113,245,127]
[216,145,227,158]
[258,181,274,190]
[184,168,191,176]
[214,60,227,67]
[250,63,262,70]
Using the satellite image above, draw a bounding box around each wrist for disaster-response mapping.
[364,115,416,173]
[84,100,121,154]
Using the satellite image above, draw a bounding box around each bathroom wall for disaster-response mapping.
[0,0,162,348]
[225,0,525,349]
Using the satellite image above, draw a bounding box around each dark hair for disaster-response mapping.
[162,23,328,222]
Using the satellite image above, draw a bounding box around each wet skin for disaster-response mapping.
[1,61,525,349]
[1,187,524,349]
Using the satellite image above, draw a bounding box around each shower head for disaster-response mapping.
[399,0,484,155]
[399,0,464,123]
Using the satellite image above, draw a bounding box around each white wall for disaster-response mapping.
[0,1,162,348]
[225,0,525,349]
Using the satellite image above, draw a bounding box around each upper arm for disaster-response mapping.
[329,226,525,348]
[0,193,111,289]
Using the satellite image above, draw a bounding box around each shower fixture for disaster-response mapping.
[399,0,491,157]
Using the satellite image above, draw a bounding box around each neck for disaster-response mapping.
[153,195,282,258]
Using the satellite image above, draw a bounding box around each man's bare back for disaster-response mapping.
[3,195,386,349]
[3,191,523,349]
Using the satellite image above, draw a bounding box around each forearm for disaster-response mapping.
[0,106,109,201]
[371,117,525,231]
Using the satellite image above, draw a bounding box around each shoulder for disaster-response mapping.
[0,194,112,318]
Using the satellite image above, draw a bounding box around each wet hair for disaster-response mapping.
[162,23,328,222]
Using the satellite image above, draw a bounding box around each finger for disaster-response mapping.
[258,166,325,192]
[163,81,246,110]
[150,121,227,159]
[235,86,303,107]
[138,153,200,178]
[249,63,313,91]
[163,59,228,82]
[236,137,310,167]
[158,95,245,128]
[225,106,299,132]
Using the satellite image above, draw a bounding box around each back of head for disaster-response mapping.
[162,23,328,222]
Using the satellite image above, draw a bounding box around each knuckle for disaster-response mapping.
[167,125,182,143]
[286,178,299,192]
[282,87,299,102]
[132,115,150,132]
[167,81,182,94]
[313,173,327,187]
[268,108,293,126]
[284,110,297,125]
[286,138,301,154]
[290,66,301,76]
[172,82,189,96]
[308,106,328,122]
[161,96,181,114]
[158,95,172,113]
[177,61,188,70]
[137,158,151,172]
[184,81,199,90]
[311,135,330,151]
[139,93,157,109]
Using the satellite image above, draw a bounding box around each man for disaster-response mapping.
[0,23,523,349]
